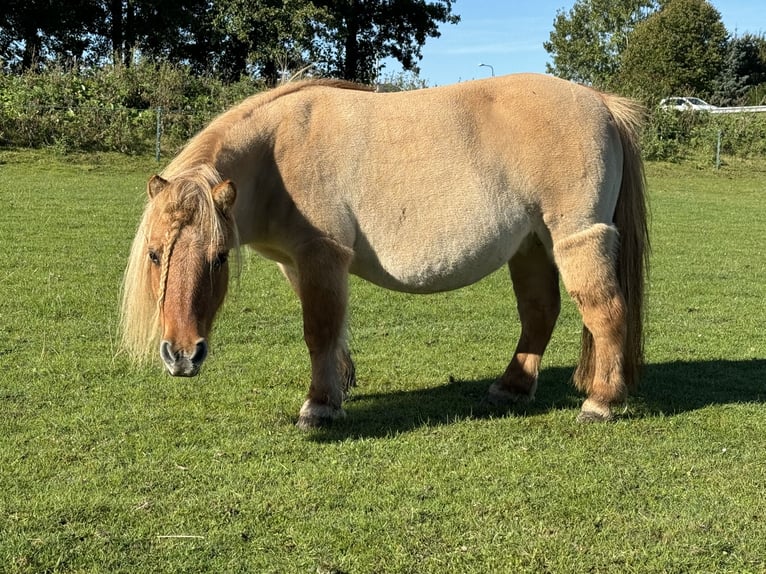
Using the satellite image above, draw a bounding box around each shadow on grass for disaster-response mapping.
[309,359,766,441]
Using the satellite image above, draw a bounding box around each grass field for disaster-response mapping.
[1,149,765,573]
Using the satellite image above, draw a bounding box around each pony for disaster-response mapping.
[120,73,649,429]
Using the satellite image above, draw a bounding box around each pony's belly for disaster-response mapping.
[350,233,525,294]
[347,182,535,293]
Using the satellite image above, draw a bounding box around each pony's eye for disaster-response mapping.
[148,250,160,266]
[213,252,228,270]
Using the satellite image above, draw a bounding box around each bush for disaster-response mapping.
[642,108,766,162]
[0,62,263,154]
[2,65,764,163]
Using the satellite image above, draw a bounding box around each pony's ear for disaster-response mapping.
[147,175,168,199]
[212,180,237,213]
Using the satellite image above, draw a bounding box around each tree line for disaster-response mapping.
[0,0,457,84]
[4,0,765,106]
[545,0,766,106]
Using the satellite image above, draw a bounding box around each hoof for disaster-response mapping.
[577,398,614,423]
[296,400,346,430]
[487,381,536,405]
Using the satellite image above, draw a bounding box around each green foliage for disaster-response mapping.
[212,0,326,84]
[544,0,658,89]
[720,34,766,106]
[711,34,766,106]
[0,0,100,69]
[2,0,459,84]
[207,0,459,83]
[708,113,766,157]
[312,0,459,83]
[1,150,766,572]
[544,0,765,106]
[3,63,765,163]
[377,70,429,91]
[0,63,262,153]
[620,0,728,102]
[642,109,766,162]
[745,83,766,105]
[641,108,693,161]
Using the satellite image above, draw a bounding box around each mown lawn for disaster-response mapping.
[1,149,764,573]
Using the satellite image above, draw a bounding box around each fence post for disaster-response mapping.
[155,106,162,163]
[715,129,722,170]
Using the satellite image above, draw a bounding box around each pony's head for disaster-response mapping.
[120,168,237,376]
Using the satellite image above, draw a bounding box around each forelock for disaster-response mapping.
[153,167,228,242]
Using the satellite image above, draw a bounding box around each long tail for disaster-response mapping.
[578,93,650,392]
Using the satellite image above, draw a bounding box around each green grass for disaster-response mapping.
[1,149,765,573]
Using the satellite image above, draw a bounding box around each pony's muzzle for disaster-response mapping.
[160,339,208,377]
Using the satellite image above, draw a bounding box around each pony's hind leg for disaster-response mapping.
[553,223,627,422]
[289,238,354,430]
[488,235,560,404]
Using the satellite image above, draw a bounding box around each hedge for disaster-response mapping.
[2,64,765,162]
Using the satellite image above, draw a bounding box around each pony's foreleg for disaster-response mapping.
[553,224,627,422]
[488,236,560,404]
[278,262,356,396]
[291,239,354,430]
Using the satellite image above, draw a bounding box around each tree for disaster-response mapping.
[213,0,325,84]
[711,34,766,106]
[544,0,658,89]
[0,0,103,70]
[0,0,213,71]
[745,34,766,104]
[619,0,728,102]
[313,0,459,83]
[1,0,458,85]
[100,0,214,68]
[212,0,459,85]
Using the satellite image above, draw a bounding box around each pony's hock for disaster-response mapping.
[120,73,648,427]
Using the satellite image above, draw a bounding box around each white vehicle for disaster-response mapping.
[659,97,718,111]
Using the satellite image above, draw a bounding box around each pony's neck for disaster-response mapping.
[165,94,276,181]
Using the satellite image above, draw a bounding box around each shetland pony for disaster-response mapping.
[120,74,649,429]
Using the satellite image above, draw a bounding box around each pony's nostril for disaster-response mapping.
[160,340,176,366]
[191,339,208,365]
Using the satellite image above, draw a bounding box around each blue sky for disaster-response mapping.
[382,1,766,86]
